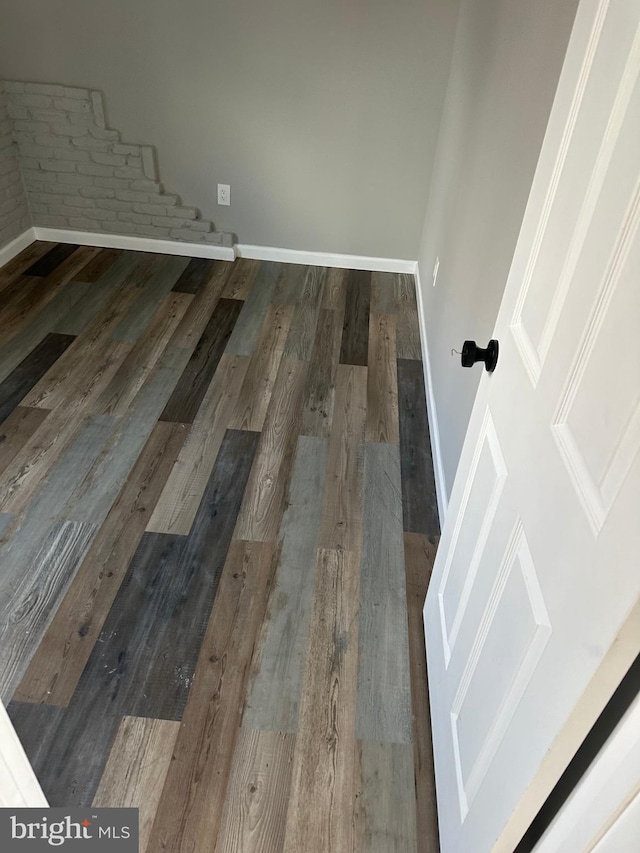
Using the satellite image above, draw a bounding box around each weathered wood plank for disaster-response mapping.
[172,257,218,294]
[24,243,80,277]
[243,435,328,731]
[6,429,259,806]
[0,280,91,385]
[0,333,75,425]
[168,261,234,350]
[355,740,418,853]
[15,422,187,706]
[282,548,360,853]
[318,364,367,553]
[271,262,306,306]
[228,304,293,432]
[0,342,131,516]
[222,258,261,300]
[0,415,114,633]
[339,270,371,366]
[356,441,412,743]
[225,262,281,356]
[371,271,398,315]
[146,540,277,853]
[215,730,296,853]
[0,246,98,344]
[160,297,243,425]
[51,252,141,336]
[395,273,422,360]
[0,406,49,477]
[147,353,250,535]
[93,716,181,853]
[111,255,189,342]
[0,519,97,701]
[404,532,440,853]
[73,247,123,283]
[398,359,439,536]
[0,241,54,293]
[322,267,348,311]
[282,266,326,360]
[300,306,346,438]
[95,293,193,417]
[233,358,308,542]
[365,313,399,444]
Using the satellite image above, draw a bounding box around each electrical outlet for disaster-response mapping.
[432,256,440,287]
[217,184,230,206]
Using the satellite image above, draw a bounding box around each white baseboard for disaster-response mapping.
[0,227,37,269]
[414,262,448,527]
[235,243,417,274]
[32,227,236,261]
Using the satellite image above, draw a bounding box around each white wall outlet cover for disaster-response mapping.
[433,256,440,286]
[217,184,230,206]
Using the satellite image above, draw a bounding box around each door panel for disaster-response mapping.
[425,0,640,850]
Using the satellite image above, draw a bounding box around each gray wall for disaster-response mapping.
[416,0,579,500]
[0,0,459,260]
[0,82,31,250]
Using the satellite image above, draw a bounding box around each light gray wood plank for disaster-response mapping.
[0,519,97,701]
[52,252,142,336]
[0,281,92,384]
[111,255,189,342]
[355,740,418,853]
[0,513,12,537]
[356,441,413,743]
[225,262,281,356]
[0,414,113,613]
[243,434,328,731]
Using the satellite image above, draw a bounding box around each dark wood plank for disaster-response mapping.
[339,269,371,366]
[14,421,187,706]
[23,243,80,277]
[397,359,439,536]
[405,532,440,853]
[159,298,243,424]
[0,406,49,477]
[0,333,75,424]
[146,540,277,853]
[172,257,218,294]
[73,248,123,283]
[8,428,259,807]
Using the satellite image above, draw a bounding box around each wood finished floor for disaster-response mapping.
[0,242,440,852]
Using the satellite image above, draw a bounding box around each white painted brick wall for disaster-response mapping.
[0,79,232,248]
[0,82,31,250]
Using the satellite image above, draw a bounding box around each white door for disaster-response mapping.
[424,0,640,850]
[533,689,640,853]
[0,702,47,807]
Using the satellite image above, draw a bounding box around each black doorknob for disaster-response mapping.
[461,339,499,372]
